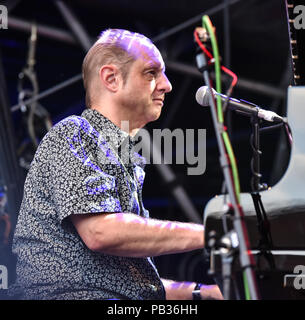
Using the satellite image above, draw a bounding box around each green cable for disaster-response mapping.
[222,132,240,202]
[202,15,223,123]
[202,15,252,299]
[243,271,251,300]
[202,15,240,203]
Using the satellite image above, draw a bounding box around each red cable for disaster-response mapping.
[194,30,238,89]
[221,66,238,87]
[194,28,239,202]
[194,30,213,59]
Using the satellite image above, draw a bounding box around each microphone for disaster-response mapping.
[196,86,284,123]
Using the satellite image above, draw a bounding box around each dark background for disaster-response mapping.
[0,0,295,296]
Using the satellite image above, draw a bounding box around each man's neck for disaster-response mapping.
[91,105,142,137]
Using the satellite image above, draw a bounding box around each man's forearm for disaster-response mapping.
[84,212,204,257]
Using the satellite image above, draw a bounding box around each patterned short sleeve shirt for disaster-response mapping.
[11,109,165,300]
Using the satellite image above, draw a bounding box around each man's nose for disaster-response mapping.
[158,73,172,93]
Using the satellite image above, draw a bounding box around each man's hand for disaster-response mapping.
[199,284,224,300]
[162,278,223,300]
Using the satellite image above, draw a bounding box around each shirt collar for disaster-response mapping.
[81,108,136,148]
[81,108,145,168]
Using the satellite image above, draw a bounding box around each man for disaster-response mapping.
[11,29,222,300]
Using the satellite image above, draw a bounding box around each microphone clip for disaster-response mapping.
[195,52,214,73]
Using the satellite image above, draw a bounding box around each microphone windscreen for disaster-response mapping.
[195,86,211,106]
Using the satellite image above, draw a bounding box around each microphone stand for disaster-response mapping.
[249,114,275,271]
[196,51,260,299]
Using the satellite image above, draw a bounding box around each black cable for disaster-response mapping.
[259,123,284,133]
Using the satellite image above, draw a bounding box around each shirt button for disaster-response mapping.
[149,285,157,291]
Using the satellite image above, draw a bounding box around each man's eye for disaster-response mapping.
[148,70,156,76]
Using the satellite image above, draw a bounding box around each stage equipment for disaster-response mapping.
[194,15,260,300]
[203,0,305,299]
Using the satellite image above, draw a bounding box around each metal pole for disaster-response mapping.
[198,50,260,299]
[151,0,241,43]
[165,60,286,99]
[8,16,78,45]
[223,0,231,68]
[223,0,233,139]
[11,74,82,112]
[54,0,93,51]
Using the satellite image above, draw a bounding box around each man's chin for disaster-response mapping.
[140,105,162,125]
[149,110,162,122]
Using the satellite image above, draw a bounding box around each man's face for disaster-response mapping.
[117,43,172,126]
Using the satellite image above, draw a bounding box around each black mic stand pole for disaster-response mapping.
[196,52,260,300]
[250,114,275,270]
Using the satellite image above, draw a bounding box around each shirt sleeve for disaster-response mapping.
[46,119,123,224]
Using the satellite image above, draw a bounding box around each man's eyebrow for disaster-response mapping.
[144,62,165,72]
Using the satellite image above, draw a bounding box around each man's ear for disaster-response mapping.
[99,65,121,92]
